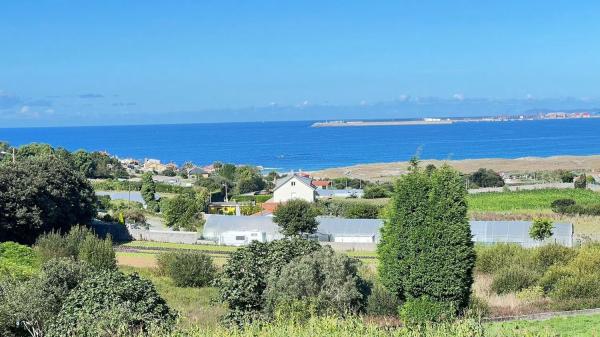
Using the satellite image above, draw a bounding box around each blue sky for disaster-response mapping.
[1,1,600,127]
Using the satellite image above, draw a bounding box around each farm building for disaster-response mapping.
[316,189,364,199]
[203,215,574,247]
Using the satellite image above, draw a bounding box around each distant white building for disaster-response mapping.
[202,215,574,248]
[273,174,316,203]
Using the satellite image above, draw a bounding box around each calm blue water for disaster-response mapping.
[2,119,600,171]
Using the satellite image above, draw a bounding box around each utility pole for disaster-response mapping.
[223,183,229,202]
[12,148,15,163]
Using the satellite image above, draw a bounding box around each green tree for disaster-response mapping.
[468,168,505,188]
[140,172,157,207]
[344,202,382,219]
[162,190,208,231]
[273,199,319,237]
[574,174,587,189]
[378,164,475,313]
[0,156,97,244]
[558,170,575,183]
[529,218,554,242]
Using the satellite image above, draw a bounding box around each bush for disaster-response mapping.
[78,233,116,270]
[538,265,573,293]
[264,246,369,317]
[35,226,116,270]
[0,258,92,336]
[366,282,402,316]
[47,270,177,337]
[533,244,576,271]
[343,202,382,219]
[550,273,600,300]
[464,295,490,318]
[0,242,38,281]
[516,286,544,304]
[157,251,216,287]
[363,185,389,199]
[475,244,532,274]
[550,198,576,213]
[468,168,505,188]
[218,238,321,325]
[491,267,539,294]
[399,297,456,325]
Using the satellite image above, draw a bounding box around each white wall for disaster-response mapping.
[273,176,316,203]
[333,235,375,243]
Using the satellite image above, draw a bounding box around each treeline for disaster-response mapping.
[0,141,128,179]
[195,162,270,199]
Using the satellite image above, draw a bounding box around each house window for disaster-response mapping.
[291,181,296,186]
[235,236,246,241]
[251,233,258,237]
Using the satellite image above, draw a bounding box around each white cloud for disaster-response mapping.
[19,105,30,114]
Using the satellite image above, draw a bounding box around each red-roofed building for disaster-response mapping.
[312,180,331,189]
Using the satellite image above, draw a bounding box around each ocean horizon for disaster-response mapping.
[2,118,600,171]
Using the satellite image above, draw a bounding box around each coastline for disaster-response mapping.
[311,155,600,181]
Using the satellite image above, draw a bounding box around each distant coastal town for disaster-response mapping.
[312,110,600,127]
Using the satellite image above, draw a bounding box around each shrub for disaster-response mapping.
[529,218,553,242]
[491,267,539,294]
[550,198,576,213]
[533,244,576,271]
[378,165,475,312]
[218,238,321,325]
[47,270,177,337]
[464,295,490,318]
[35,226,116,270]
[78,233,116,270]
[475,244,532,274]
[468,168,505,188]
[363,185,389,199]
[264,246,369,317]
[550,273,600,300]
[157,251,216,287]
[0,242,38,281]
[366,282,402,316]
[343,202,382,219]
[0,258,91,336]
[538,265,573,293]
[516,286,545,304]
[399,297,456,326]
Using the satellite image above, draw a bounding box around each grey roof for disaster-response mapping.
[316,217,383,238]
[471,221,573,247]
[203,216,574,247]
[273,174,314,191]
[317,189,364,197]
[187,167,206,175]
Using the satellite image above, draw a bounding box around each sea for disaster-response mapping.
[2,119,600,171]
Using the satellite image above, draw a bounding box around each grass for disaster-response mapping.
[119,265,226,328]
[487,314,600,336]
[467,188,600,213]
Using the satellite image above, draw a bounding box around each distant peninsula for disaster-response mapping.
[312,111,599,128]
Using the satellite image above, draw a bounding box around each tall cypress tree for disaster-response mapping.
[378,164,475,311]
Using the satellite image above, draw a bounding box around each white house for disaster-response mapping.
[272,174,316,203]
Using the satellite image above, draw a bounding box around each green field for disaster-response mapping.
[487,313,600,336]
[467,188,600,213]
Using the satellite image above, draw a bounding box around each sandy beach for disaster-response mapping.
[311,155,600,182]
